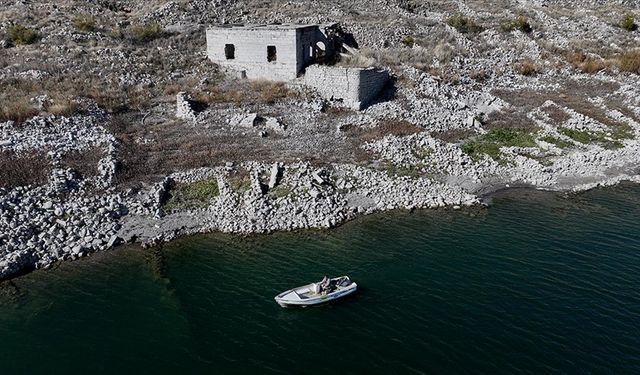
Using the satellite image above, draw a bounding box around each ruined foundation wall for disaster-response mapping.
[303,66,388,110]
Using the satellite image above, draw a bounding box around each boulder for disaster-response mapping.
[309,188,322,199]
[312,169,329,185]
[231,113,259,127]
[265,117,286,131]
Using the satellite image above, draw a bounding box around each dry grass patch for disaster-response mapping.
[483,109,538,132]
[431,128,477,143]
[72,14,96,32]
[46,97,78,116]
[193,79,295,106]
[447,14,483,34]
[128,22,164,43]
[0,99,38,124]
[349,119,422,142]
[542,105,571,124]
[339,46,436,69]
[251,80,291,104]
[615,49,640,74]
[469,69,488,82]
[566,51,607,74]
[515,59,541,76]
[566,49,640,75]
[0,151,50,188]
[500,15,532,33]
[60,148,102,179]
[228,168,252,193]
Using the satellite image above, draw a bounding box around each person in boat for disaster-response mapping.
[319,275,330,294]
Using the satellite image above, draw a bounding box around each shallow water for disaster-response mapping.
[1,185,639,374]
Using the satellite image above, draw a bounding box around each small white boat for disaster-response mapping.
[274,276,357,307]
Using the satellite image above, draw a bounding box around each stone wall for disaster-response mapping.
[303,66,389,110]
[176,92,196,122]
[206,27,300,81]
[206,24,335,82]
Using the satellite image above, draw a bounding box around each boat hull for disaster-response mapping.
[274,279,357,307]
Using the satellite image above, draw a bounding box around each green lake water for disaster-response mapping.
[1,185,639,374]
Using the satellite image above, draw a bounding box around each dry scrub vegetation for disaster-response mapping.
[0,100,39,124]
[6,24,39,45]
[60,148,103,180]
[515,59,541,76]
[183,79,297,106]
[500,15,533,33]
[72,14,97,33]
[566,49,640,74]
[0,151,51,188]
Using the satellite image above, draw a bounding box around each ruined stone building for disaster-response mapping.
[206,23,337,81]
[206,23,389,110]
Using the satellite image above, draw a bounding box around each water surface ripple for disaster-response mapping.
[1,185,639,374]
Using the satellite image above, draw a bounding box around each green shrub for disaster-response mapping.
[129,22,163,43]
[163,178,219,210]
[461,128,536,162]
[620,14,637,31]
[382,162,423,179]
[461,140,502,161]
[609,122,634,141]
[402,35,415,47]
[269,185,292,198]
[514,15,532,33]
[540,135,573,149]
[558,127,628,149]
[483,128,537,147]
[186,179,219,200]
[446,14,482,34]
[501,15,532,33]
[73,14,96,32]
[6,24,38,45]
[559,128,596,143]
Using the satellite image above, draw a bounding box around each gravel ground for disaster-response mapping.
[0,0,639,279]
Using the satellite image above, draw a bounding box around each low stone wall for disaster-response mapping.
[176,92,197,122]
[303,65,389,110]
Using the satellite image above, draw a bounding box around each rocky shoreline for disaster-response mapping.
[2,0,640,280]
[1,111,639,281]
[2,76,640,280]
